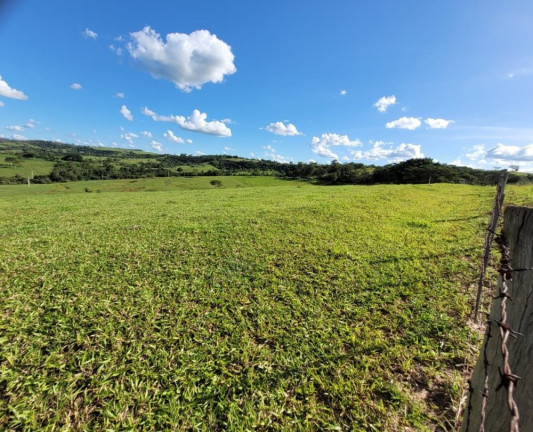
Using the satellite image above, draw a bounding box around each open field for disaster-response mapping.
[0,155,55,178]
[0,176,308,196]
[1,179,532,430]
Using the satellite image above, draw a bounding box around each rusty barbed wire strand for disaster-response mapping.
[495,234,520,432]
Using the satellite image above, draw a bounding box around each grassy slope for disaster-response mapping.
[1,179,532,430]
[0,155,55,177]
[0,176,307,196]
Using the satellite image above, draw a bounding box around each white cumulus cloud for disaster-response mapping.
[120,105,133,121]
[116,92,125,99]
[425,118,453,129]
[121,132,139,145]
[143,107,231,137]
[70,83,82,90]
[83,28,98,39]
[6,125,25,131]
[340,90,347,96]
[466,145,486,161]
[13,134,27,140]
[0,75,28,100]
[262,145,292,163]
[141,130,153,138]
[109,45,123,56]
[264,121,302,136]
[351,141,424,161]
[374,95,396,112]
[310,133,362,160]
[386,117,421,130]
[150,140,162,152]
[164,130,185,144]
[485,143,533,161]
[126,26,236,92]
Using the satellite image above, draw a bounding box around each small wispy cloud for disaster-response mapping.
[116,92,125,99]
[425,118,453,129]
[70,83,83,90]
[340,89,347,96]
[150,140,163,151]
[504,67,533,80]
[143,107,232,137]
[6,125,24,131]
[120,131,139,145]
[262,144,292,163]
[264,121,303,136]
[386,117,421,130]
[351,141,424,161]
[83,28,98,39]
[164,130,185,144]
[120,105,133,121]
[374,95,396,112]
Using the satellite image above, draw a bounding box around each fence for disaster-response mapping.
[473,170,508,321]
[461,206,533,431]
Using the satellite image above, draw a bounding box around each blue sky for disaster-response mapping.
[1,0,533,170]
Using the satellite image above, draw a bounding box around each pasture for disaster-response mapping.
[1,178,532,430]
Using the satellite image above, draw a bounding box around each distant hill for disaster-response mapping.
[0,139,531,186]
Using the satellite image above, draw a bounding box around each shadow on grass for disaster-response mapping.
[369,246,480,265]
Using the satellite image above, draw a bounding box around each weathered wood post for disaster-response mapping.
[473,170,508,321]
[462,206,533,431]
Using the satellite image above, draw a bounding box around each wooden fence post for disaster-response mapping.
[462,206,533,431]
[473,170,508,321]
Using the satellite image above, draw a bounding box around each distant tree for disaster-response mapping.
[4,156,19,164]
[509,164,519,172]
[210,179,222,187]
[62,153,83,162]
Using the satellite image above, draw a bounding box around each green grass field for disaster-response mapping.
[1,178,532,431]
[0,155,55,178]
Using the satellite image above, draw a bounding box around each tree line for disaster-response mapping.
[1,139,531,186]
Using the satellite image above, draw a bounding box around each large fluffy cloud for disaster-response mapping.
[351,141,424,161]
[264,121,302,136]
[374,95,396,112]
[310,133,362,160]
[386,117,421,130]
[485,143,533,161]
[127,26,236,91]
[143,107,231,137]
[0,75,28,100]
[425,118,453,129]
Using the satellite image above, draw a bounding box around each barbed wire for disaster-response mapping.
[494,233,521,432]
